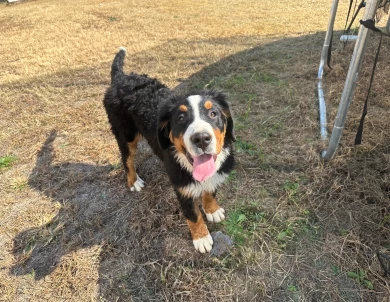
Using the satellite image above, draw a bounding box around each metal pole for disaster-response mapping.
[386,15,390,34]
[318,0,340,141]
[321,0,380,160]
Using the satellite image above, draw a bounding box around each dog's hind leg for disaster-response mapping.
[114,127,144,192]
[123,133,144,192]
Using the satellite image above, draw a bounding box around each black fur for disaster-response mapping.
[103,48,235,228]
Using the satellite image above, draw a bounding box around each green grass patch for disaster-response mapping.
[227,169,237,182]
[282,179,300,202]
[222,201,266,245]
[287,285,298,292]
[347,270,374,290]
[331,264,341,275]
[276,224,295,243]
[261,121,284,138]
[0,154,17,170]
[286,284,300,301]
[225,75,245,88]
[275,211,318,248]
[235,138,264,161]
[223,210,247,244]
[258,72,281,84]
[281,177,309,204]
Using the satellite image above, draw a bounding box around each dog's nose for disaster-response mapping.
[191,132,212,151]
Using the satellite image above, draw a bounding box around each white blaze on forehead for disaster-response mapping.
[184,95,217,156]
[187,95,202,116]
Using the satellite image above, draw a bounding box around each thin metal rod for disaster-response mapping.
[386,15,390,34]
[318,0,340,141]
[321,0,380,160]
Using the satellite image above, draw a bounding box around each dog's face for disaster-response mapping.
[158,90,235,182]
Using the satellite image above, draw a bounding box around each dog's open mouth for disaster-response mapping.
[186,152,217,182]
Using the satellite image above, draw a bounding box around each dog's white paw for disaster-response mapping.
[193,234,213,253]
[205,208,225,223]
[130,175,144,192]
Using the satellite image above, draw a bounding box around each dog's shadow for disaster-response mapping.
[10,130,178,283]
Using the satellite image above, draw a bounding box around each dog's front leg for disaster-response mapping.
[176,190,213,253]
[202,191,225,223]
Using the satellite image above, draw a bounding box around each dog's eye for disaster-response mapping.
[177,115,185,122]
[209,111,217,118]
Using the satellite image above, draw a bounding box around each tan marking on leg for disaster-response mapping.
[213,125,226,154]
[179,105,188,112]
[186,211,209,240]
[204,100,213,110]
[126,134,141,188]
[202,191,221,214]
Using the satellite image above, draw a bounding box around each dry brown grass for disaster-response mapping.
[1,0,390,301]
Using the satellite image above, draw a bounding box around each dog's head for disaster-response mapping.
[158,90,235,182]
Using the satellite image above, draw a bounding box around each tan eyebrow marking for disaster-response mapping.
[179,105,188,112]
[204,100,213,110]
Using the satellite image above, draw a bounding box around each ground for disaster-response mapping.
[0,0,390,301]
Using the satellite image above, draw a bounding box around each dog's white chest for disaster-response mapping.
[182,172,228,198]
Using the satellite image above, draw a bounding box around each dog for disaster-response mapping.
[103,47,235,253]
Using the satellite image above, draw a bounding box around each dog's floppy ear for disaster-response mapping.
[208,90,236,142]
[157,97,175,150]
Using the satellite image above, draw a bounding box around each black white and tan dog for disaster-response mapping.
[103,47,235,253]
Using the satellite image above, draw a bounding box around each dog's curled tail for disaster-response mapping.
[111,47,127,84]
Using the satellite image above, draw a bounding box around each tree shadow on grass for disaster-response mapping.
[10,129,181,300]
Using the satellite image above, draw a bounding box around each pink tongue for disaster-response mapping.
[192,154,216,182]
